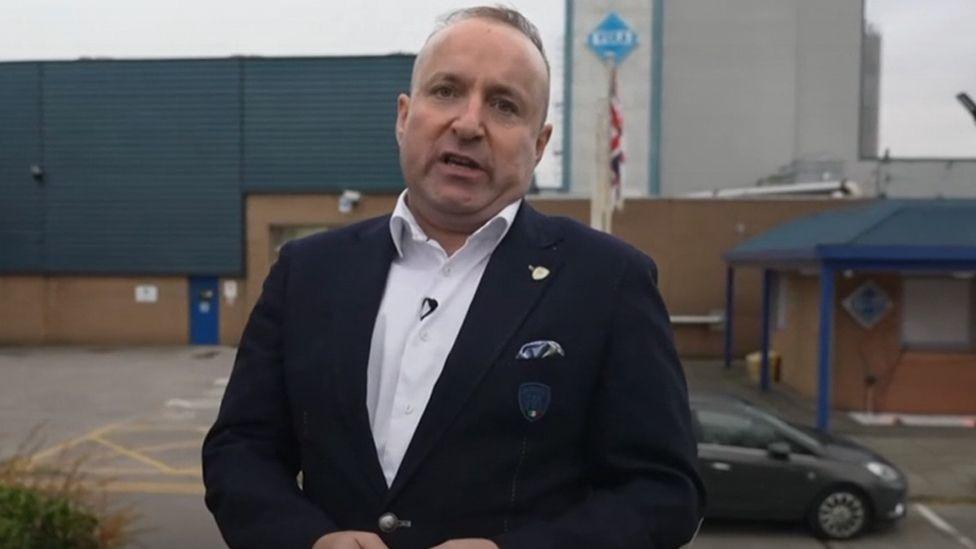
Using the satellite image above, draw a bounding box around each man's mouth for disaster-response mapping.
[440,152,483,171]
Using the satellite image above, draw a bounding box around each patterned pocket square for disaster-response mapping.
[516,340,565,360]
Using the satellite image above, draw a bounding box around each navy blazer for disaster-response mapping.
[203,203,705,549]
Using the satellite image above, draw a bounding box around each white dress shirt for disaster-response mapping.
[366,190,521,487]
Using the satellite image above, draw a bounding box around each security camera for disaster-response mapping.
[339,190,362,214]
[30,164,44,182]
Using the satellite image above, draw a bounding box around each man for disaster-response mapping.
[203,7,704,549]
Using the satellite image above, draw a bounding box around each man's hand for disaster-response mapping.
[312,531,389,549]
[430,539,499,549]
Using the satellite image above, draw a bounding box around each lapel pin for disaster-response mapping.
[531,266,550,281]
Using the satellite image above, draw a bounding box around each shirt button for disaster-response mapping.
[442,265,452,276]
[404,404,414,415]
[419,329,429,342]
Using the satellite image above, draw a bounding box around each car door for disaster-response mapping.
[695,404,820,520]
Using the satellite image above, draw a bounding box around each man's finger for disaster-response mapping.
[353,532,389,549]
[431,539,499,549]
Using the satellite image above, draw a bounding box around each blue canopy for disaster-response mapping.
[726,199,976,266]
[721,199,976,431]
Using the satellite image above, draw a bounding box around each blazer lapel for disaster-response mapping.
[327,216,396,496]
[384,204,564,504]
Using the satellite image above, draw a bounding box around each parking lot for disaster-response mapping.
[1,347,974,548]
[0,346,227,548]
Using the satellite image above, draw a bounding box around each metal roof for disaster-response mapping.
[725,199,976,266]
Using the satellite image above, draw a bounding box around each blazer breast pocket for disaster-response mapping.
[515,339,565,361]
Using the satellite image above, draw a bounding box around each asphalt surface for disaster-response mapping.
[0,346,227,548]
[1,347,974,548]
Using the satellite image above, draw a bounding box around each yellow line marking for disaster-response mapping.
[91,481,205,496]
[112,424,211,433]
[85,467,173,476]
[89,434,183,475]
[84,466,201,477]
[79,449,144,468]
[30,420,133,463]
[173,466,202,476]
[131,439,202,454]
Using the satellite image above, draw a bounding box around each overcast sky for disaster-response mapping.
[0,0,567,187]
[3,1,973,166]
[866,0,976,158]
[0,0,564,61]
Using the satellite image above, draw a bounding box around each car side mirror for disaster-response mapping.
[767,441,791,460]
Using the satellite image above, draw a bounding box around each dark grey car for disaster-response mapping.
[691,394,907,539]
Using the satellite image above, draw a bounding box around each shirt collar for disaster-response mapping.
[389,189,522,258]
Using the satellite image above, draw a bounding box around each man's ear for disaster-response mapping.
[396,93,411,145]
[534,123,553,165]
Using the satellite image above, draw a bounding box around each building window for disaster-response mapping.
[902,277,974,349]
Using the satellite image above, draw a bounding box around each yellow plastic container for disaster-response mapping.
[745,351,781,383]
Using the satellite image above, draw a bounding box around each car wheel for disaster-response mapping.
[808,487,870,539]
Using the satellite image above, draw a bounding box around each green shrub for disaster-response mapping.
[0,429,137,548]
[0,484,99,549]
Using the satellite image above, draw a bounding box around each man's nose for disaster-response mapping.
[451,97,485,141]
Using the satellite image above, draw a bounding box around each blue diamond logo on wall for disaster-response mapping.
[842,281,892,329]
[587,12,639,63]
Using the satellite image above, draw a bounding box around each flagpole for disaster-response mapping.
[608,59,625,214]
[606,59,616,233]
[586,12,633,233]
[590,105,609,232]
[590,55,616,234]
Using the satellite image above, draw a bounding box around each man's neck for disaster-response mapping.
[409,210,472,257]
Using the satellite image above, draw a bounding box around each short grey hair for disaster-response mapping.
[437,5,550,78]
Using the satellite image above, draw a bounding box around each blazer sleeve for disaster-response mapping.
[202,243,337,549]
[493,252,706,549]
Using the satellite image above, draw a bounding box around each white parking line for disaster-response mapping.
[165,397,220,410]
[915,504,976,549]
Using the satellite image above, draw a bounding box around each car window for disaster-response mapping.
[696,408,781,450]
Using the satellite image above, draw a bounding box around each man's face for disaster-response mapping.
[396,18,553,231]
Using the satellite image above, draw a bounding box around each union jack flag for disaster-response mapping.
[609,65,625,209]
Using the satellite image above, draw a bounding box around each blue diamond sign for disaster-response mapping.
[587,12,639,63]
[842,281,892,329]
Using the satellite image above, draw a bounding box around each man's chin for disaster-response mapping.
[430,193,489,216]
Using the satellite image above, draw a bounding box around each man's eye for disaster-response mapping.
[432,86,456,99]
[492,98,519,115]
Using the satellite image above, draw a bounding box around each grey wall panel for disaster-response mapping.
[660,0,799,195]
[243,55,413,192]
[0,63,43,271]
[42,60,242,275]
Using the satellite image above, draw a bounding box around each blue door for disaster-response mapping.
[189,276,219,345]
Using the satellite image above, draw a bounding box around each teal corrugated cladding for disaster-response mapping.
[42,59,242,274]
[0,55,414,275]
[243,55,413,192]
[0,63,44,271]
